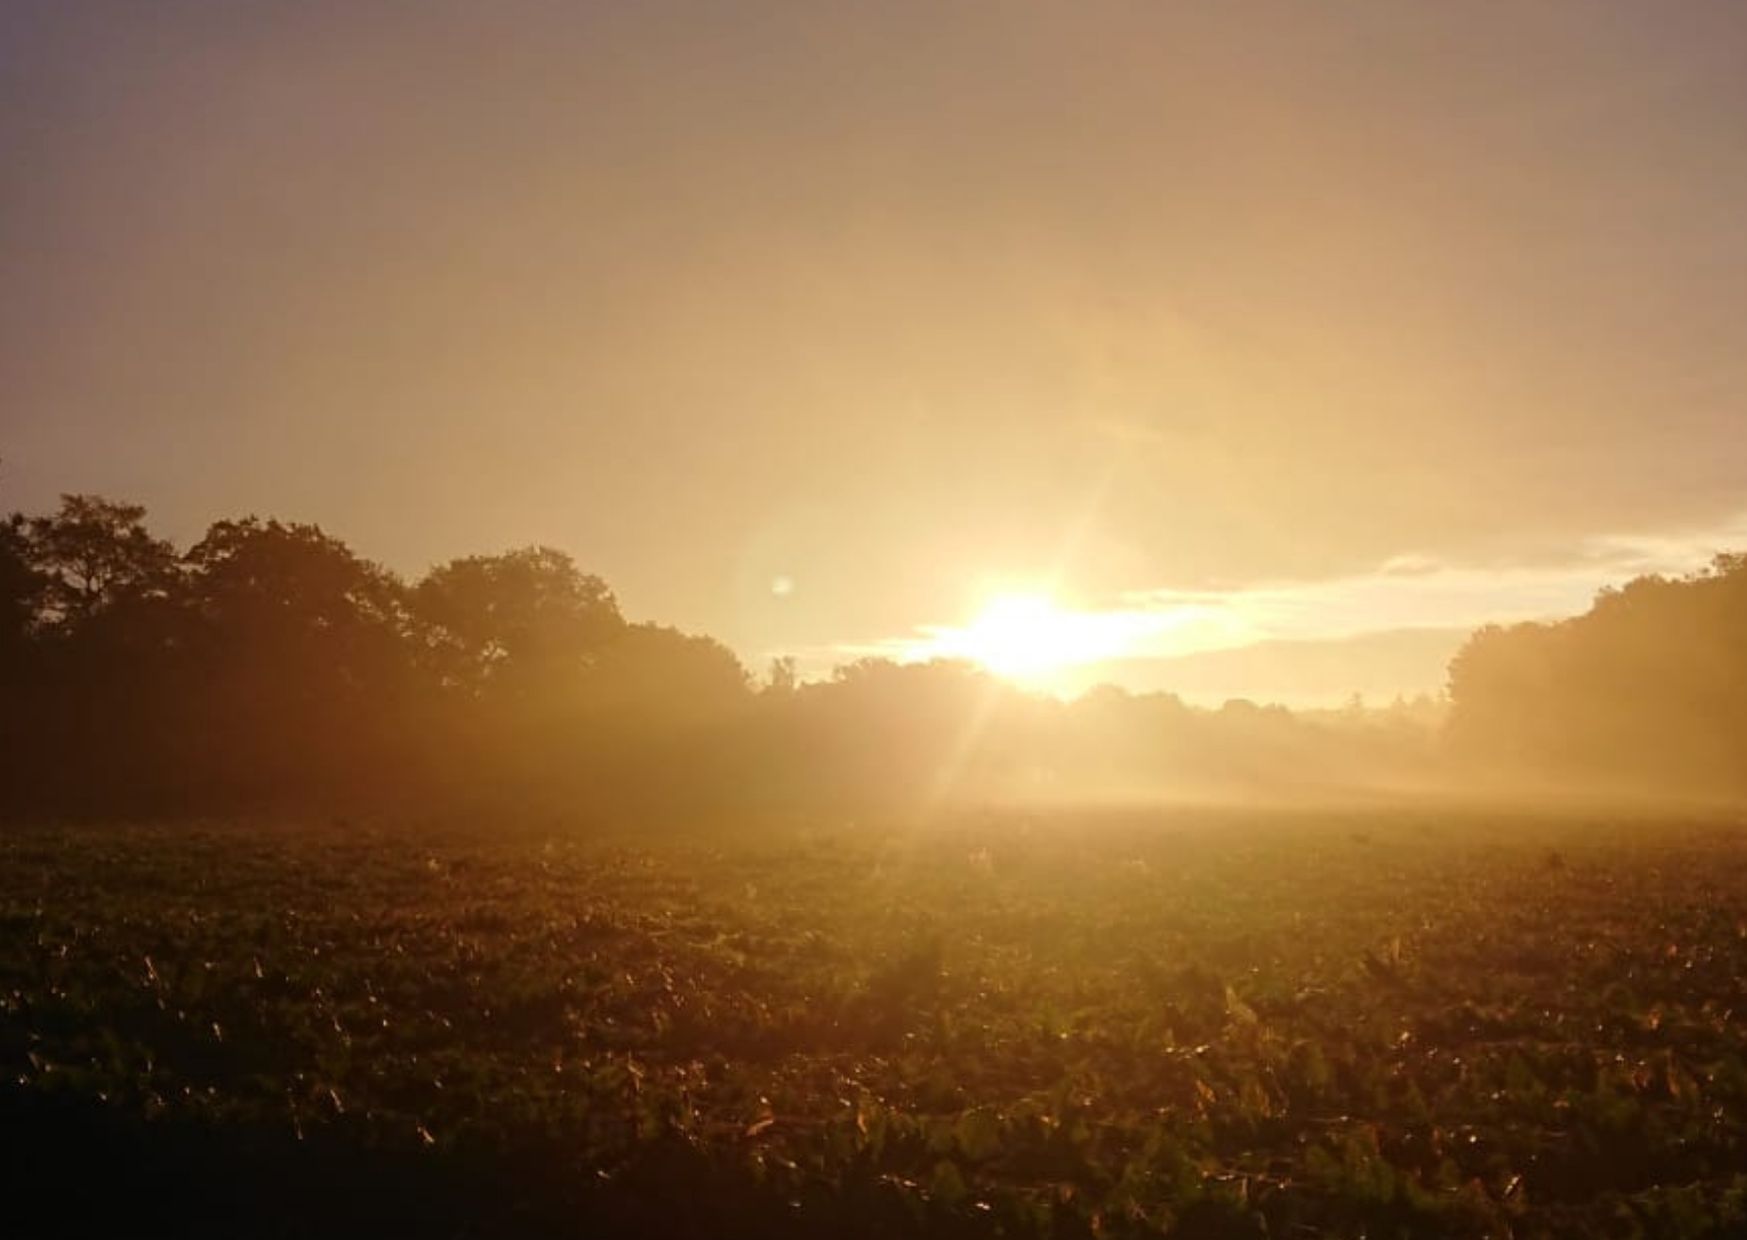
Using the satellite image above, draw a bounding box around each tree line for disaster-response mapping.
[1447,553,1747,801]
[3,487,1743,820]
[0,492,1451,820]
[0,495,758,816]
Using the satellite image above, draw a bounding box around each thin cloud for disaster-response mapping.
[810,511,1747,688]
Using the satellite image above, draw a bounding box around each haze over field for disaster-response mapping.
[15,9,1747,1238]
[7,2,1747,703]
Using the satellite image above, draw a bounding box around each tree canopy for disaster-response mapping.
[3,483,1742,820]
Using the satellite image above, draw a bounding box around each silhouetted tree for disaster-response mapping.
[586,623,750,723]
[0,497,183,810]
[177,518,420,804]
[413,547,623,699]
[764,655,799,697]
[0,512,42,663]
[26,495,177,628]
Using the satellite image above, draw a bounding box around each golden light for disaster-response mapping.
[932,592,1128,683]
[889,588,1256,689]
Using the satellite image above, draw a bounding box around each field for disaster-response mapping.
[5,810,1747,1239]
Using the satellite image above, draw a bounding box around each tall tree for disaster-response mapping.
[27,495,177,628]
[413,547,623,698]
[185,517,408,662]
[178,518,419,803]
[0,513,42,658]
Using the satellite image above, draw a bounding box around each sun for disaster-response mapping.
[906,588,1201,686]
[939,592,1116,682]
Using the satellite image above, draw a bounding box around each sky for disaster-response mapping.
[4,2,1746,703]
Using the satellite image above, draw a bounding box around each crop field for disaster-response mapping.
[4,810,1747,1239]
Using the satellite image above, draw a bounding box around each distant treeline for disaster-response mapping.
[0,494,1444,820]
[1,491,1742,819]
[1447,553,1747,800]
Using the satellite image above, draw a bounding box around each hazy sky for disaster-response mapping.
[5,2,1746,701]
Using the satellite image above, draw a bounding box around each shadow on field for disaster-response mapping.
[1,1085,1169,1240]
[0,1086,799,1240]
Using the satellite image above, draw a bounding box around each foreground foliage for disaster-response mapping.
[4,810,1747,1237]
